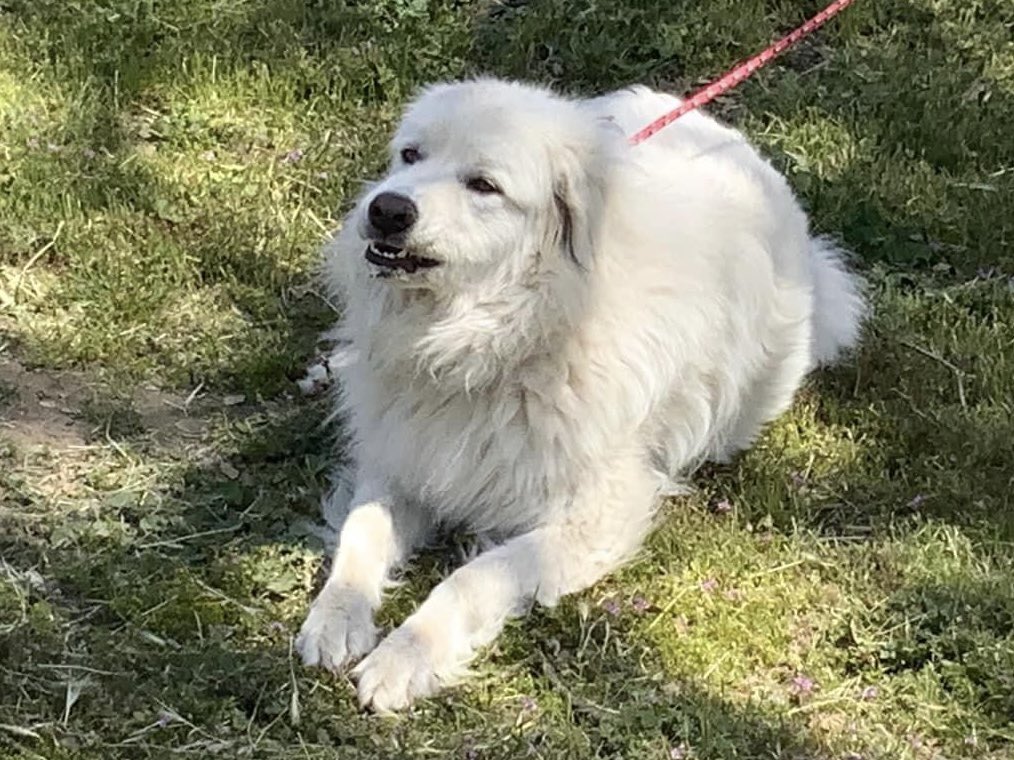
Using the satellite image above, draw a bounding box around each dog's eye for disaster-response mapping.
[400,147,421,165]
[465,176,501,195]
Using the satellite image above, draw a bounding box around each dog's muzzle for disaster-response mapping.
[364,241,441,274]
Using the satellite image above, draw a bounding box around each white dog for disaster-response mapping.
[296,78,864,712]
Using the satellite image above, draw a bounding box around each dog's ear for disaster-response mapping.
[553,188,583,269]
[549,130,608,271]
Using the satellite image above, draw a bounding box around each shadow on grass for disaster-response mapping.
[0,396,334,756]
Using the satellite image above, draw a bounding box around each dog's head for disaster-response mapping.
[344,79,616,292]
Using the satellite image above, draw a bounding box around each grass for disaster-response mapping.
[0,0,1012,757]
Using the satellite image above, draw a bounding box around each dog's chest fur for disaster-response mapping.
[339,297,593,535]
[347,365,580,534]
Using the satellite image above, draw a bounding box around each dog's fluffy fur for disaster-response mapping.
[296,78,864,711]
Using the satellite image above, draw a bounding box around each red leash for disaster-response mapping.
[629,0,857,145]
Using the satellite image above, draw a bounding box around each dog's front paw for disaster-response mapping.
[353,623,463,712]
[296,585,377,672]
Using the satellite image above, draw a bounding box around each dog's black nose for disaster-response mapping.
[368,192,418,236]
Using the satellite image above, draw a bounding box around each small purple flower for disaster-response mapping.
[907,734,923,750]
[790,471,807,488]
[82,147,97,159]
[859,685,878,701]
[267,621,286,634]
[699,578,718,594]
[710,498,733,515]
[963,734,978,747]
[518,695,537,713]
[907,494,926,510]
[788,674,817,697]
[669,743,690,759]
[631,595,650,613]
[601,597,621,616]
[282,148,304,164]
[156,710,175,727]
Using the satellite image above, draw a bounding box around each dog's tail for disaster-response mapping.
[809,236,865,367]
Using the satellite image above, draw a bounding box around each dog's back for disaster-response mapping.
[581,85,864,465]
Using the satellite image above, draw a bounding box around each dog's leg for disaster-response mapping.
[353,454,659,711]
[297,478,428,671]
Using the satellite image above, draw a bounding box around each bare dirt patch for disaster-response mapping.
[0,357,221,450]
[0,357,97,448]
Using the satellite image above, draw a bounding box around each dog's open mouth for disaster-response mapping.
[365,242,441,274]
